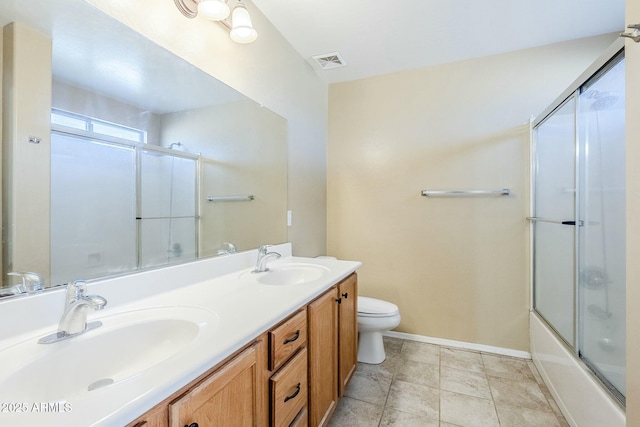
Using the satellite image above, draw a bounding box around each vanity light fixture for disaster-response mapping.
[174,0,258,44]
[229,3,258,43]
[198,0,230,21]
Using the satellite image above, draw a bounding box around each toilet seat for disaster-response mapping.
[358,296,399,318]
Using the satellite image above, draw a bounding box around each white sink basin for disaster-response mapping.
[0,306,218,402]
[242,263,331,286]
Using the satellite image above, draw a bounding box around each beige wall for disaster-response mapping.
[625,0,640,421]
[1,22,51,283]
[87,0,328,257]
[159,101,288,255]
[328,34,616,351]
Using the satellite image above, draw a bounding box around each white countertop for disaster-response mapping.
[0,244,361,426]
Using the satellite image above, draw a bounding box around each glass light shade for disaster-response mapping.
[230,4,257,43]
[197,0,230,21]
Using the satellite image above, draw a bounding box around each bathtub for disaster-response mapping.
[530,312,625,426]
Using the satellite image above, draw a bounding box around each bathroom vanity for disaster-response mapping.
[0,244,360,427]
[127,274,357,427]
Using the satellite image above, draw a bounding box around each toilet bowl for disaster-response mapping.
[357,296,401,364]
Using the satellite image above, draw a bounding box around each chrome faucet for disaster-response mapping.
[252,245,281,273]
[6,271,44,294]
[217,242,238,256]
[39,280,107,344]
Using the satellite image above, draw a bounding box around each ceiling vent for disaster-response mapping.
[312,52,347,70]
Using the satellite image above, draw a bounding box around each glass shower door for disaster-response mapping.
[532,97,577,346]
[138,149,198,268]
[533,51,626,402]
[577,55,626,400]
[51,133,137,285]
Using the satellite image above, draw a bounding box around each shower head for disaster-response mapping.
[580,266,609,290]
[583,90,619,111]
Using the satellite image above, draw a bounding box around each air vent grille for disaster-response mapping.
[312,52,347,70]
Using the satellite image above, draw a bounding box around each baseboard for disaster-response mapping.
[383,330,531,359]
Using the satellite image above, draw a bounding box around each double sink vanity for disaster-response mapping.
[0,244,361,426]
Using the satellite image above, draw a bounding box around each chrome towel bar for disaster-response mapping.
[207,195,255,202]
[421,189,510,197]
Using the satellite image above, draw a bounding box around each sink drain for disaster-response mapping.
[88,378,114,391]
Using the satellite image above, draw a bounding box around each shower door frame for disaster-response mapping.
[529,38,626,405]
[530,92,581,352]
[135,144,201,269]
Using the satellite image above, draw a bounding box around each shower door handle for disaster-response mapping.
[526,217,583,226]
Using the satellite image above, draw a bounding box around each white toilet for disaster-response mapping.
[357,296,401,364]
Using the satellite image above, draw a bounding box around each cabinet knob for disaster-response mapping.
[335,298,342,304]
[283,330,300,345]
[184,423,198,427]
[284,383,301,402]
[342,292,348,299]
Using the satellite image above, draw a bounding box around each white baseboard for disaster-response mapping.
[383,330,531,359]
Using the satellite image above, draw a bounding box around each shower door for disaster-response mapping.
[532,97,577,346]
[138,149,198,268]
[51,132,137,286]
[577,56,626,401]
[532,51,626,402]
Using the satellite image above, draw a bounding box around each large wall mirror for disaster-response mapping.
[0,0,287,295]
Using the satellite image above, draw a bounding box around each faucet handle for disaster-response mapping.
[258,245,271,254]
[66,280,87,302]
[223,242,237,253]
[7,271,44,293]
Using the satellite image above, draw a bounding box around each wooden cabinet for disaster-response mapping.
[338,274,358,396]
[269,309,307,371]
[126,273,358,427]
[270,348,308,427]
[169,340,266,427]
[127,405,167,427]
[308,273,359,427]
[308,287,339,427]
[267,309,308,427]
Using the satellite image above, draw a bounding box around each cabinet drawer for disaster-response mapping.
[271,348,308,427]
[289,407,308,427]
[269,309,307,371]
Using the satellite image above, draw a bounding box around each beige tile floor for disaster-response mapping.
[328,336,569,427]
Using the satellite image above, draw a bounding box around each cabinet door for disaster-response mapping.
[307,287,338,427]
[338,273,358,396]
[126,405,168,427]
[169,343,262,427]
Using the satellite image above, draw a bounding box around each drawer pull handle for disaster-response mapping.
[342,292,348,299]
[184,423,199,427]
[336,298,342,304]
[283,330,300,345]
[284,383,301,403]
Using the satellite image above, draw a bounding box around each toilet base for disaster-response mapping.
[357,331,386,364]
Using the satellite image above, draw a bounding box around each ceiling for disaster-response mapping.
[252,0,626,84]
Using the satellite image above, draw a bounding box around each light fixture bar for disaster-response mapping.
[174,0,198,18]
[174,0,257,43]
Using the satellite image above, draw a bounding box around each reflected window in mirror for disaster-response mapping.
[51,109,148,144]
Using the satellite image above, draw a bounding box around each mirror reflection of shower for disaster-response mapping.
[139,147,198,269]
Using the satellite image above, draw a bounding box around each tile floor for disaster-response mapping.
[328,336,569,427]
